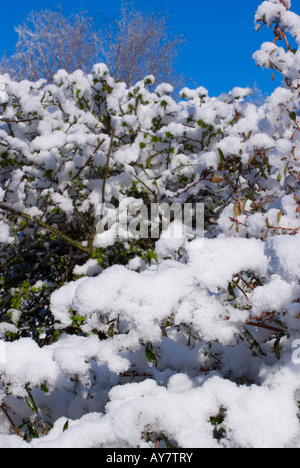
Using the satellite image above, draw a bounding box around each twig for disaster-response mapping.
[228,217,248,227]
[236,284,249,301]
[266,221,299,233]
[74,205,93,235]
[74,138,105,180]
[0,117,41,124]
[131,171,157,201]
[101,129,115,206]
[0,404,23,439]
[98,130,116,232]
[246,321,284,334]
[166,175,206,199]
[279,0,289,10]
[0,203,92,255]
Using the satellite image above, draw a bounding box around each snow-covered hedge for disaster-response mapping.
[0,0,299,448]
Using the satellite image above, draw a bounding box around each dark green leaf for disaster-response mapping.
[163,435,177,448]
[27,422,39,439]
[108,323,115,338]
[146,155,152,169]
[227,282,236,298]
[63,420,69,432]
[217,148,225,163]
[145,342,157,365]
[151,135,161,144]
[274,335,283,360]
[26,389,38,413]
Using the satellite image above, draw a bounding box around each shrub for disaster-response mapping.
[0,0,299,448]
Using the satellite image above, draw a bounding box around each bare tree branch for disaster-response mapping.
[101,1,186,87]
[0,9,101,82]
[0,2,186,87]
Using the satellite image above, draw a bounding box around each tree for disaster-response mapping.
[0,2,185,87]
[0,10,100,82]
[0,0,299,449]
[100,1,185,86]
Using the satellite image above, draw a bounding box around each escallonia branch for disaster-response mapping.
[0,203,94,255]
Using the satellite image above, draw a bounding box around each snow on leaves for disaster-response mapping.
[0,0,299,449]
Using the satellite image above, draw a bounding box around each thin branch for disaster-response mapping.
[166,175,206,199]
[246,321,284,334]
[0,203,92,255]
[98,130,116,233]
[279,0,289,10]
[0,117,41,124]
[0,404,24,439]
[101,129,115,206]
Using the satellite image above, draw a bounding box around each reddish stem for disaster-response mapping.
[0,404,23,439]
[279,0,289,10]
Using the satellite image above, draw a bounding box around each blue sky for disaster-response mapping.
[1,0,300,97]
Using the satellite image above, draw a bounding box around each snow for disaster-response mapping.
[0,0,300,448]
[0,221,13,244]
[0,338,59,397]
[73,259,103,277]
[155,83,174,96]
[0,363,298,448]
[50,278,86,328]
[188,237,268,291]
[250,275,298,315]
[268,231,300,280]
[155,221,187,258]
[255,2,287,26]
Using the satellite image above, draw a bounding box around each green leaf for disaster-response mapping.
[108,323,115,338]
[63,420,69,432]
[43,169,53,179]
[163,435,177,448]
[26,388,38,413]
[151,135,161,144]
[209,408,226,426]
[139,142,146,149]
[274,334,283,360]
[217,148,225,163]
[51,330,61,343]
[27,422,39,439]
[145,342,158,365]
[233,202,241,217]
[41,384,49,393]
[71,315,86,326]
[289,111,297,121]
[146,155,152,169]
[227,282,236,298]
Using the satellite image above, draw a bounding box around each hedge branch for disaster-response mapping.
[0,203,93,255]
[98,129,116,231]
[0,404,23,439]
